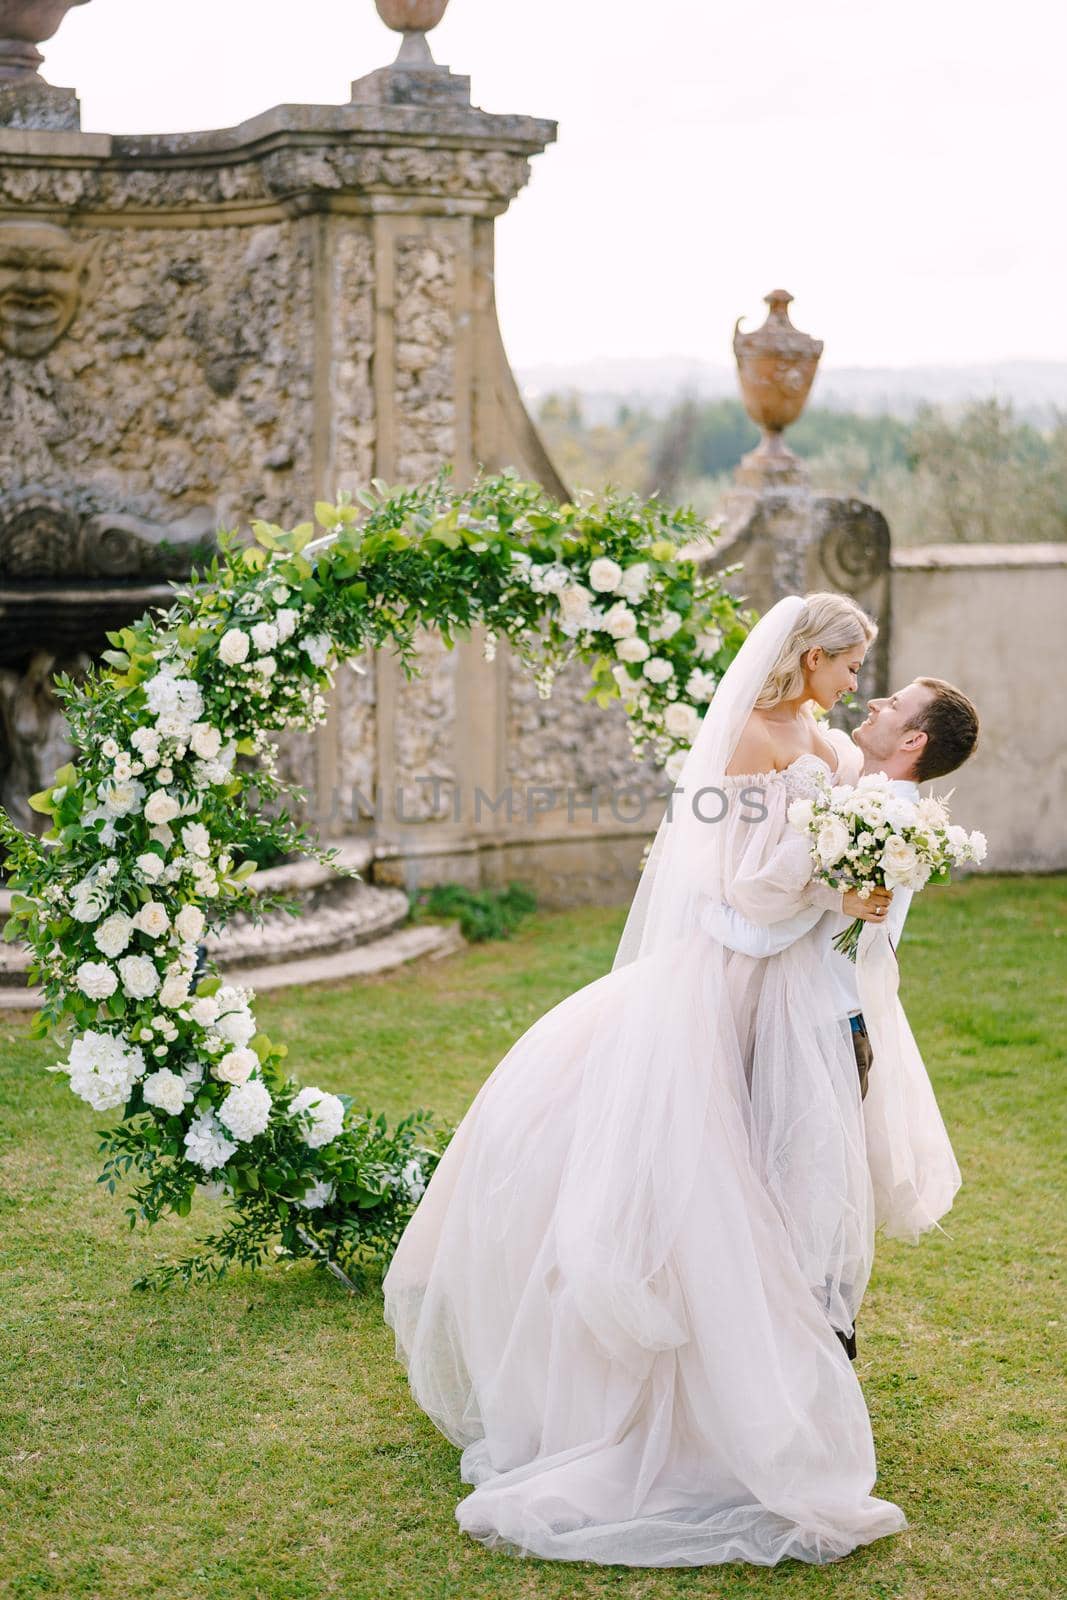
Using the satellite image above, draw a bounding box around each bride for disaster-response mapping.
[382,592,960,1568]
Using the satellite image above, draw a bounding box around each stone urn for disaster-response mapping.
[374,0,449,65]
[0,0,89,80]
[732,289,823,487]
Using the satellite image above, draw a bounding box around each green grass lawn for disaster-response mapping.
[1,876,1064,1600]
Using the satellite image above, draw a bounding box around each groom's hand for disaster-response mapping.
[843,887,894,923]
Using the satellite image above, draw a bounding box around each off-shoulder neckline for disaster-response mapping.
[721,748,841,786]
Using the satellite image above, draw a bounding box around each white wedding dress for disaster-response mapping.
[382,599,960,1568]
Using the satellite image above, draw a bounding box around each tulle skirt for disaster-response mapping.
[382,931,907,1567]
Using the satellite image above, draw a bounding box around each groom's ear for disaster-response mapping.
[900,726,928,756]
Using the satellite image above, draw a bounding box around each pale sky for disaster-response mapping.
[46,0,1067,371]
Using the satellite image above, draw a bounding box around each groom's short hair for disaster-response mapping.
[907,678,980,781]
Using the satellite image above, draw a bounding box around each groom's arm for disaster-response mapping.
[701,898,825,957]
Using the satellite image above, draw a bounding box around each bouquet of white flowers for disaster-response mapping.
[788,774,987,960]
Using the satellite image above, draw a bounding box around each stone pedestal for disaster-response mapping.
[708,485,892,722]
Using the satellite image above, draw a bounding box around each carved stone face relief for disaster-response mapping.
[0,221,100,358]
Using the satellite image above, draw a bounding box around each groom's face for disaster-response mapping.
[854,681,934,765]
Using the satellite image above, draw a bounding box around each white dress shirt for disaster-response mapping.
[703,776,920,1020]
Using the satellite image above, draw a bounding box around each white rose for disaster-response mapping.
[99,777,145,819]
[615,636,650,664]
[217,1080,273,1142]
[144,790,180,826]
[664,749,688,782]
[557,583,593,626]
[618,563,650,603]
[159,973,191,1009]
[880,835,919,886]
[611,664,640,700]
[219,628,250,665]
[94,912,133,959]
[136,852,165,882]
[142,1067,189,1115]
[190,995,220,1027]
[969,830,987,863]
[174,904,206,943]
[696,626,724,659]
[787,798,816,832]
[251,621,278,654]
[255,654,277,679]
[664,701,700,740]
[118,953,160,1000]
[588,557,624,593]
[884,797,918,832]
[290,1085,346,1149]
[602,602,637,640]
[132,901,170,939]
[190,723,222,760]
[815,816,851,867]
[214,1047,257,1086]
[642,656,674,684]
[76,961,118,1001]
[649,610,683,642]
[131,726,160,755]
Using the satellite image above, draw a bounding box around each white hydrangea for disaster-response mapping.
[401,1157,426,1202]
[181,822,211,859]
[118,953,160,1000]
[214,1047,257,1085]
[298,1178,336,1211]
[588,556,624,593]
[76,961,118,1001]
[184,1109,238,1172]
[642,656,674,683]
[611,664,640,700]
[649,610,683,642]
[251,621,278,654]
[275,607,299,643]
[64,1030,146,1111]
[131,725,160,756]
[290,1085,345,1149]
[219,628,250,665]
[303,633,333,668]
[142,1067,190,1115]
[696,626,724,659]
[94,911,133,959]
[159,972,192,1009]
[685,668,717,702]
[144,790,180,826]
[214,992,256,1047]
[217,1079,273,1141]
[144,670,203,722]
[189,994,220,1027]
[615,635,650,664]
[132,901,169,939]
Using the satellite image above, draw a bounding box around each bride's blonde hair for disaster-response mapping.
[755,592,877,709]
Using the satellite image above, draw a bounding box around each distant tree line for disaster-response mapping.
[535,394,1067,546]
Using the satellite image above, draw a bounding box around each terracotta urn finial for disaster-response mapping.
[0,0,90,82]
[374,0,450,67]
[732,289,823,488]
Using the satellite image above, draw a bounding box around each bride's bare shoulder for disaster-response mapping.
[726,711,780,777]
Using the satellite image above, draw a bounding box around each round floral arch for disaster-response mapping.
[0,472,751,1291]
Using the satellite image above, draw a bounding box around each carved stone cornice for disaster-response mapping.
[0,488,215,578]
[0,96,557,220]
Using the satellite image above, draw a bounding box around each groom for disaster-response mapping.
[705,675,980,1357]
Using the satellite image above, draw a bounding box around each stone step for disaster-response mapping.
[0,920,464,1010]
[205,880,409,969]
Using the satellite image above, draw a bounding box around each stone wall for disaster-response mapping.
[889,544,1067,872]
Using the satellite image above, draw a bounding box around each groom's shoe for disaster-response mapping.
[835,1326,858,1361]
